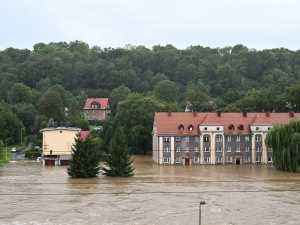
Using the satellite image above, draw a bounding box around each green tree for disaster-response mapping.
[110,84,131,115]
[11,103,36,133]
[153,80,179,102]
[67,133,101,178]
[101,128,134,177]
[7,83,33,104]
[265,120,300,172]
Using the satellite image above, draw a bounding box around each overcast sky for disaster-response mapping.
[1,0,299,51]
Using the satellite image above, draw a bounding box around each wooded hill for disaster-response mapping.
[1,41,300,153]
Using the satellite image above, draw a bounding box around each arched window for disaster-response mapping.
[178,124,184,131]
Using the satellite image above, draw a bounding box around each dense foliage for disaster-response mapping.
[67,133,101,178]
[2,41,300,154]
[265,120,300,172]
[102,128,134,177]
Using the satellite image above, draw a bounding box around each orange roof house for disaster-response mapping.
[152,111,300,165]
[84,98,111,121]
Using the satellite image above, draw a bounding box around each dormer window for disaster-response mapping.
[238,124,244,130]
[188,125,193,131]
[91,101,100,109]
[178,124,184,131]
[228,124,234,131]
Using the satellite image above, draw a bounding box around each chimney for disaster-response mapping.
[266,111,270,117]
[217,111,221,117]
[168,111,171,117]
[193,111,197,117]
[289,111,294,118]
[243,112,247,118]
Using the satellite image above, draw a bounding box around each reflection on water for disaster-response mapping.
[1,156,300,225]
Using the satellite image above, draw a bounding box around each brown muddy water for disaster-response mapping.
[0,156,300,225]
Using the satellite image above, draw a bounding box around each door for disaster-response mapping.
[185,158,190,165]
[236,157,240,164]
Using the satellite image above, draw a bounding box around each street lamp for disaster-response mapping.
[199,201,206,225]
[5,138,11,159]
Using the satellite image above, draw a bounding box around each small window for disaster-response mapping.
[194,147,199,152]
[163,147,170,152]
[227,136,231,142]
[194,137,199,142]
[216,157,222,163]
[178,125,184,131]
[188,125,193,131]
[256,147,261,152]
[204,147,210,152]
[228,124,234,131]
[176,147,181,152]
[267,147,273,152]
[238,124,244,130]
[236,136,240,142]
[227,157,232,162]
[60,131,62,133]
[268,127,271,130]
[217,127,220,131]
[245,156,251,162]
[256,136,262,142]
[176,157,181,163]
[256,127,259,131]
[245,146,249,152]
[255,156,262,162]
[217,147,222,152]
[268,156,273,162]
[204,136,210,142]
[245,136,250,142]
[176,137,181,142]
[163,157,170,163]
[163,137,170,142]
[185,147,190,152]
[194,157,199,163]
[185,137,189,142]
[204,127,207,131]
[204,157,210,163]
[227,147,231,152]
[216,136,222,142]
[236,147,240,152]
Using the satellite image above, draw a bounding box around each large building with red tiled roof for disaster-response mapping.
[84,98,111,121]
[152,111,299,165]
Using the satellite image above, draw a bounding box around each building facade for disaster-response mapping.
[152,111,299,165]
[84,98,111,121]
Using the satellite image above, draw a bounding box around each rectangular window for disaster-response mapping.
[216,136,222,142]
[256,136,262,142]
[185,147,190,152]
[268,156,273,162]
[245,136,250,142]
[163,157,170,163]
[256,127,259,131]
[194,137,199,142]
[185,137,189,142]
[204,157,210,163]
[204,146,210,152]
[163,147,170,152]
[236,147,240,152]
[227,157,232,162]
[245,146,249,152]
[267,147,273,152]
[176,137,181,142]
[194,147,199,152]
[216,157,222,163]
[256,147,261,152]
[236,136,240,142]
[194,157,199,163]
[256,156,262,162]
[245,156,251,162]
[163,137,170,142]
[204,136,210,142]
[216,146,222,152]
[176,157,181,164]
[227,136,231,142]
[227,147,231,152]
[176,147,181,152]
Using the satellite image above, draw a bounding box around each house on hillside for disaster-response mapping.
[84,98,111,121]
[40,126,90,166]
[152,111,299,165]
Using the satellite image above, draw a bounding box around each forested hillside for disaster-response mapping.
[1,40,300,153]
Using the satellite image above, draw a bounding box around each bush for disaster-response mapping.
[25,150,41,159]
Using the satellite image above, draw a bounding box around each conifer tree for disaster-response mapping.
[67,133,101,178]
[102,127,134,177]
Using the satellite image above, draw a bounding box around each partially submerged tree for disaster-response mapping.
[265,120,300,172]
[67,133,101,178]
[102,128,134,177]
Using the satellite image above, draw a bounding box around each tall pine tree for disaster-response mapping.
[67,133,101,178]
[102,127,134,177]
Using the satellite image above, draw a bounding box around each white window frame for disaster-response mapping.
[268,156,273,163]
[236,146,240,152]
[204,136,210,142]
[216,136,222,142]
[227,136,231,142]
[236,136,240,142]
[216,157,222,163]
[176,136,181,142]
[163,137,170,142]
[245,146,249,152]
[204,157,210,163]
[227,157,232,162]
[256,147,261,152]
[194,137,199,142]
[185,147,190,152]
[227,147,231,152]
[194,157,199,163]
[267,147,273,152]
[176,147,181,152]
[245,156,251,162]
[204,146,210,152]
[185,136,189,142]
[255,156,262,162]
[256,136,262,142]
[163,157,170,163]
[245,136,250,142]
[163,147,170,152]
[176,157,181,164]
[216,146,222,152]
[194,147,199,152]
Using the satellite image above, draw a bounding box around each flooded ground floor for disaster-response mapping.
[0,156,300,225]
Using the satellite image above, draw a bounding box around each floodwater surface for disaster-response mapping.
[0,156,300,225]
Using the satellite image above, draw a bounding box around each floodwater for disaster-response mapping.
[0,156,300,225]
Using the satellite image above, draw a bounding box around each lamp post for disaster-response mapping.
[5,138,11,159]
[199,201,206,225]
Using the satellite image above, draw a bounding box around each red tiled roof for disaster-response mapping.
[84,98,110,109]
[154,112,300,135]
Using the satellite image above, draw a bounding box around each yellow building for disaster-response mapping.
[40,127,81,165]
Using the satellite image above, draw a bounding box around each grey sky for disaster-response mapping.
[1,0,299,51]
